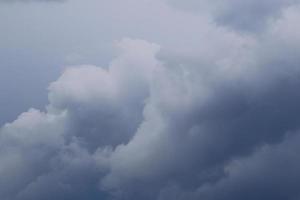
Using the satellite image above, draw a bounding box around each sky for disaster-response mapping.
[1,0,300,200]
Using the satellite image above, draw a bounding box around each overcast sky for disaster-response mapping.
[1,0,300,200]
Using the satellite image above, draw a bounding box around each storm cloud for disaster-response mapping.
[1,0,300,200]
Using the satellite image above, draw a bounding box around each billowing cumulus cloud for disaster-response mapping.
[0,38,161,200]
[2,1,300,200]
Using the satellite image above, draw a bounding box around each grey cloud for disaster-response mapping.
[0,39,160,200]
[47,39,160,151]
[100,8,300,199]
[1,1,300,200]
[166,0,300,32]
[192,132,300,200]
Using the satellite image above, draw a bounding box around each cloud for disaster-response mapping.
[1,1,300,200]
[192,132,300,200]
[0,38,161,200]
[166,0,300,32]
[101,12,300,197]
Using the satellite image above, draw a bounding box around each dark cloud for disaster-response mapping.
[1,1,300,200]
[191,132,300,200]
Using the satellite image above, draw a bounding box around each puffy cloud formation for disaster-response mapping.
[2,1,300,200]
